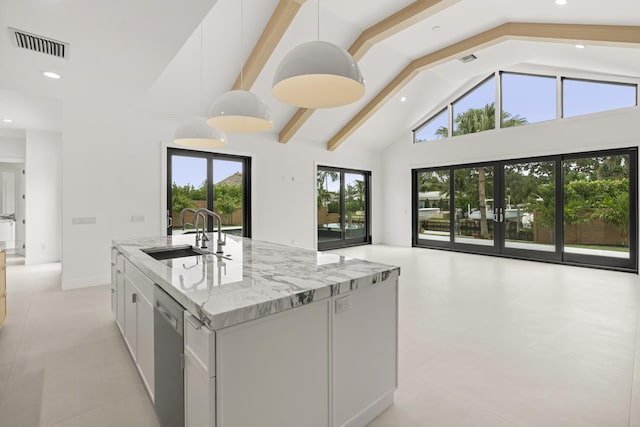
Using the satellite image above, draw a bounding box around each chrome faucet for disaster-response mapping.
[194,208,226,254]
[178,208,197,231]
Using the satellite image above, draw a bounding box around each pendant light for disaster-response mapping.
[207,0,273,132]
[272,0,364,108]
[174,25,227,147]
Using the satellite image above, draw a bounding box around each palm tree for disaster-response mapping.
[436,103,526,238]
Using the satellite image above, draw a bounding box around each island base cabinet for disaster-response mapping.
[184,347,216,427]
[0,251,5,329]
[216,299,331,427]
[332,273,399,427]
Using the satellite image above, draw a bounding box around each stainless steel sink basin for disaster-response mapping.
[142,245,206,261]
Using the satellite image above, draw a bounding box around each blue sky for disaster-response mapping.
[416,73,636,141]
[172,156,243,187]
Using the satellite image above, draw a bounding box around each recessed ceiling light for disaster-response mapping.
[555,0,567,5]
[42,71,61,79]
[400,96,407,103]
[575,44,585,49]
[2,119,12,123]
[432,26,441,31]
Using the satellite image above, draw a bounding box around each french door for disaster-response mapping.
[413,148,637,271]
[317,166,371,250]
[167,148,251,237]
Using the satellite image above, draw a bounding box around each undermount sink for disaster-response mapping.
[142,245,206,261]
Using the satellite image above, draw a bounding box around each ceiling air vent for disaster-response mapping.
[459,54,477,64]
[9,27,69,59]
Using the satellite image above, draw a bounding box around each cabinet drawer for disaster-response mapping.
[123,258,154,303]
[116,252,125,273]
[184,313,215,377]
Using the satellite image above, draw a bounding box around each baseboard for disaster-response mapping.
[341,390,395,427]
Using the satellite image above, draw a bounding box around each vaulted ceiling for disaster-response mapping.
[1,0,639,151]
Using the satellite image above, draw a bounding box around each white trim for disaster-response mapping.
[61,273,109,290]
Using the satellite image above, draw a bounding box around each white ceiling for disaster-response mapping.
[1,0,639,150]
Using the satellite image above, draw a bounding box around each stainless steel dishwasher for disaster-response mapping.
[154,285,185,427]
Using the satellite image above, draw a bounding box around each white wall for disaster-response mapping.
[380,107,640,247]
[0,135,26,162]
[25,130,62,264]
[61,103,381,289]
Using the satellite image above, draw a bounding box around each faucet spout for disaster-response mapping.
[194,208,226,254]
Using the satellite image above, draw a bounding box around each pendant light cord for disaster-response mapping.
[240,0,244,91]
[200,24,203,113]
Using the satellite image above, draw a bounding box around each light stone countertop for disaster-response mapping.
[113,234,400,329]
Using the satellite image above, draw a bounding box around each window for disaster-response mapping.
[563,79,637,118]
[501,72,556,126]
[415,170,450,242]
[413,72,639,144]
[413,148,637,272]
[317,166,371,250]
[414,108,448,142]
[452,75,495,136]
[563,154,631,259]
[167,148,251,237]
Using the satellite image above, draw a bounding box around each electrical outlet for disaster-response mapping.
[335,296,351,314]
[130,215,145,223]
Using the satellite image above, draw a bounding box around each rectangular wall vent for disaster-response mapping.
[459,54,477,63]
[9,27,69,59]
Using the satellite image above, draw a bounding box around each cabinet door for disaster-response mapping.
[136,294,154,399]
[0,251,6,329]
[332,275,398,427]
[217,299,330,427]
[116,271,125,330]
[110,264,117,316]
[0,295,5,330]
[185,347,215,427]
[123,278,137,358]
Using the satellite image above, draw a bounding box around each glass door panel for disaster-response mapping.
[416,170,450,243]
[317,170,342,244]
[213,159,244,236]
[170,155,208,235]
[563,154,631,259]
[453,166,495,247]
[344,173,367,240]
[503,161,556,253]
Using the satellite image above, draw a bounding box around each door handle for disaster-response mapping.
[167,210,173,228]
[493,207,499,223]
[499,207,504,223]
[132,293,137,304]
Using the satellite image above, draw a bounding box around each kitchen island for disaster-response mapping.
[111,233,399,427]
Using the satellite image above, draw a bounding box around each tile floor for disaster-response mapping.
[0,246,638,426]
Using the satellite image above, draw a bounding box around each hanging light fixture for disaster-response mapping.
[272,0,364,108]
[175,25,226,147]
[207,0,273,132]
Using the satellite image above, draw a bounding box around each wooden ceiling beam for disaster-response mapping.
[279,0,461,144]
[232,0,307,91]
[327,23,640,151]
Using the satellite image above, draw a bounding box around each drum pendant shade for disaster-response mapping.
[207,90,273,132]
[272,41,365,108]
[174,116,226,147]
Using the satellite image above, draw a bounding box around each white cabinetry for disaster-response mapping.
[332,277,398,427]
[184,314,216,427]
[216,299,331,427]
[111,248,155,401]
